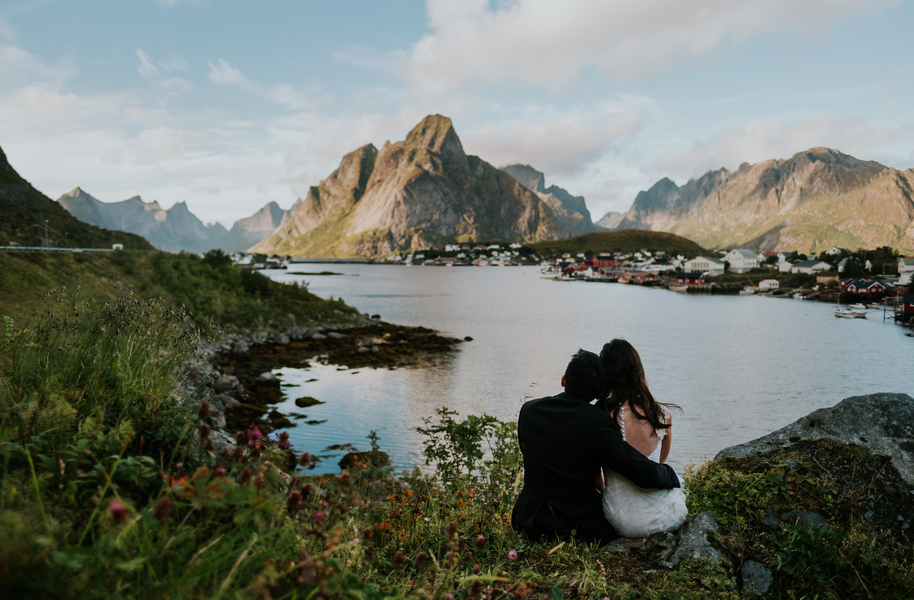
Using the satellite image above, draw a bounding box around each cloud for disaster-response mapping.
[12,86,79,116]
[393,0,897,97]
[0,42,77,92]
[136,50,158,78]
[134,126,208,165]
[654,115,914,178]
[207,59,308,109]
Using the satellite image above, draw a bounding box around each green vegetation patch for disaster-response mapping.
[686,440,914,598]
[530,230,706,258]
[0,249,361,329]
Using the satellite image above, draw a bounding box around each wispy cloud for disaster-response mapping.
[207,59,309,110]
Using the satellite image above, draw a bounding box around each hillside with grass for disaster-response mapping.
[0,145,152,250]
[529,229,705,258]
[0,250,360,330]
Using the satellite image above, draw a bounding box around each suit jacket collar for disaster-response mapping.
[555,391,591,404]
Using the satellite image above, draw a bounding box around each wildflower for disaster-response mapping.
[268,432,278,441]
[297,551,316,584]
[219,447,233,461]
[153,497,172,522]
[311,511,326,524]
[177,445,184,452]
[301,483,313,497]
[278,432,291,451]
[233,447,245,462]
[364,545,375,560]
[298,452,311,467]
[474,565,481,574]
[475,534,486,549]
[253,473,265,488]
[338,471,351,487]
[198,422,211,440]
[198,401,210,419]
[286,490,304,512]
[470,579,483,597]
[239,467,253,484]
[508,549,518,562]
[447,521,458,537]
[247,426,262,448]
[215,464,227,477]
[392,550,406,571]
[362,528,373,541]
[414,551,427,570]
[108,499,128,524]
[235,430,250,446]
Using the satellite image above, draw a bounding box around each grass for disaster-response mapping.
[0,249,361,329]
[529,230,706,258]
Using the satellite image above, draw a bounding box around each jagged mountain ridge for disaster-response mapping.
[613,148,914,252]
[0,145,151,250]
[253,115,567,257]
[500,164,603,236]
[57,188,286,253]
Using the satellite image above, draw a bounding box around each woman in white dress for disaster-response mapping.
[597,339,688,538]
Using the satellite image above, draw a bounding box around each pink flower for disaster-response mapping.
[215,464,227,476]
[475,534,486,548]
[508,549,518,562]
[278,432,291,451]
[109,499,128,524]
[311,511,326,524]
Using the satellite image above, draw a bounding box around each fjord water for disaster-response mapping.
[263,266,912,474]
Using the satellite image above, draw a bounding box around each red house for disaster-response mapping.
[593,253,617,268]
[677,272,705,285]
[902,295,914,314]
[842,279,886,294]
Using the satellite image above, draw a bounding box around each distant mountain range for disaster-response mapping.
[0,145,151,250]
[602,147,914,253]
[56,188,286,254]
[253,115,571,257]
[499,164,603,236]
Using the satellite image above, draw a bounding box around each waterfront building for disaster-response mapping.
[790,260,832,274]
[722,249,759,273]
[758,279,779,290]
[683,256,725,276]
[897,257,914,284]
[677,272,705,285]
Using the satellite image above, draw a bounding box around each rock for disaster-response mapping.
[715,393,914,485]
[741,560,772,596]
[311,333,327,340]
[371,314,381,319]
[357,346,370,353]
[207,412,227,430]
[257,371,278,383]
[339,451,390,470]
[214,375,241,393]
[295,396,324,408]
[780,510,829,531]
[232,339,250,356]
[464,336,473,342]
[276,333,290,345]
[327,331,348,339]
[602,531,673,555]
[659,512,721,568]
[371,346,380,353]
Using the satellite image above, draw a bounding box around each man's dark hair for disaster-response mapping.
[563,349,608,400]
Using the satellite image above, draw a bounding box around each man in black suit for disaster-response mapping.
[511,349,680,545]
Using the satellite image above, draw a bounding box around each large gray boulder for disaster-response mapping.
[715,393,914,485]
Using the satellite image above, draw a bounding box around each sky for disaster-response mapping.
[1,0,913,227]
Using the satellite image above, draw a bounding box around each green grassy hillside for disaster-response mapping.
[529,229,706,257]
[0,250,359,330]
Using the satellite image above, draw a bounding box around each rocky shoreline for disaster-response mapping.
[184,314,465,435]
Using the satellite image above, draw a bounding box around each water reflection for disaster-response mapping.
[265,266,912,474]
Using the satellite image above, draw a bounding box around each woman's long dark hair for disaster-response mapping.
[597,339,680,435]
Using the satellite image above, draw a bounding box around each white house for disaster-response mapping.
[824,246,844,256]
[896,257,914,283]
[790,260,832,274]
[722,249,759,273]
[758,279,780,291]
[683,256,725,276]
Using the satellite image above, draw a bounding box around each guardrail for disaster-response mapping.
[0,246,117,253]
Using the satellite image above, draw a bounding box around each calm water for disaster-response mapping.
[262,265,912,474]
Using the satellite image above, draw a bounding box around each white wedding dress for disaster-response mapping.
[602,407,688,537]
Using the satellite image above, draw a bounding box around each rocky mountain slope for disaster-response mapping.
[57,188,285,253]
[252,115,567,257]
[611,147,914,252]
[500,164,603,236]
[0,145,151,250]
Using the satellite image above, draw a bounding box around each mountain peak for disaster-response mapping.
[405,114,465,159]
[502,164,547,194]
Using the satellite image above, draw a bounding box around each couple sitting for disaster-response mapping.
[511,339,687,545]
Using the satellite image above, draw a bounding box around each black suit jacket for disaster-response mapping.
[511,391,680,545]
